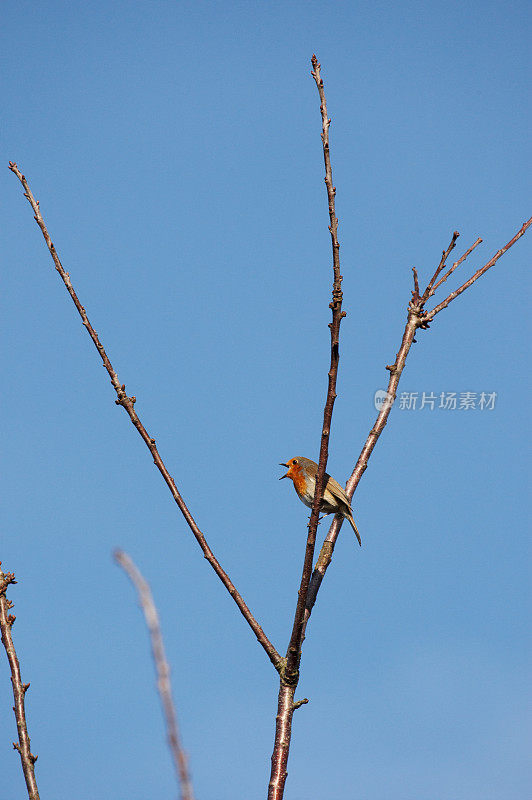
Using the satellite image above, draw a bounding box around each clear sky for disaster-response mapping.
[1,1,530,798]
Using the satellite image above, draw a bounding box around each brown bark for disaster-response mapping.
[268,54,346,800]
[8,161,281,673]
[0,567,40,800]
[304,219,531,627]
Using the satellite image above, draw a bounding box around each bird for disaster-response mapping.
[279,456,361,546]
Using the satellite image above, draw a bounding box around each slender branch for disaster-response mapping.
[114,550,194,800]
[8,161,281,672]
[268,53,346,800]
[426,217,532,320]
[304,216,531,628]
[286,53,345,681]
[431,238,483,293]
[304,310,419,622]
[0,565,40,800]
[420,231,459,304]
[303,231,466,620]
[412,266,420,303]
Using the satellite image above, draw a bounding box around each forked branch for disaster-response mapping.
[426,219,531,320]
[0,565,40,800]
[114,550,195,800]
[8,161,281,672]
[305,217,531,626]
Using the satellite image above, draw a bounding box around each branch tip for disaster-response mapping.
[427,216,531,320]
[9,164,280,672]
[1,568,40,798]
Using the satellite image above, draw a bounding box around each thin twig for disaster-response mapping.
[8,161,281,672]
[268,53,346,800]
[420,231,459,304]
[304,216,530,629]
[426,218,532,320]
[411,266,420,303]
[114,550,194,800]
[431,238,483,293]
[0,565,40,800]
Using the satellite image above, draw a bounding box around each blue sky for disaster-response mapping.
[1,1,530,798]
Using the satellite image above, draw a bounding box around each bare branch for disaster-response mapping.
[431,238,483,293]
[426,217,532,320]
[304,216,530,628]
[0,565,40,800]
[286,52,345,679]
[420,231,459,304]
[268,53,347,800]
[304,311,419,622]
[8,161,281,672]
[411,266,420,303]
[114,550,194,800]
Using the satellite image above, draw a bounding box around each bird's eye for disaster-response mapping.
[293,459,298,464]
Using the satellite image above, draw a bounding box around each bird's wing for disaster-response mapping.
[326,475,353,511]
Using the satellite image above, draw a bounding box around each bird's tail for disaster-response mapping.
[346,514,362,547]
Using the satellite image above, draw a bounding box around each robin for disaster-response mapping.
[279,456,361,546]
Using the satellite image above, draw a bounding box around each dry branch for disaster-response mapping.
[8,161,281,673]
[114,550,194,800]
[0,565,40,800]
[304,217,531,628]
[426,219,531,320]
[286,52,346,681]
[420,231,459,304]
[431,238,483,294]
[268,54,346,800]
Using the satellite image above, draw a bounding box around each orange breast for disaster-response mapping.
[287,463,308,498]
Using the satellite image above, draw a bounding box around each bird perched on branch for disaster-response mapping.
[279,456,361,546]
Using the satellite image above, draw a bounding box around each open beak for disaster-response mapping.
[279,462,288,480]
